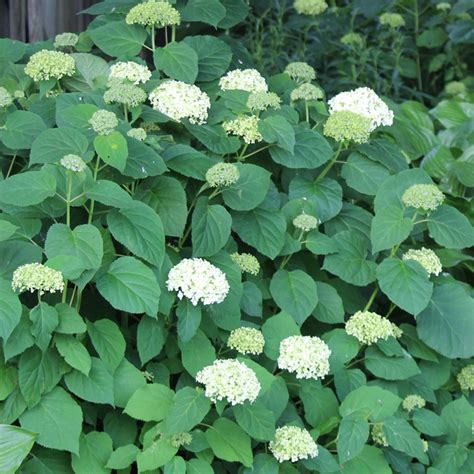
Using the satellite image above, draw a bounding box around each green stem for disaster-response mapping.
[151,26,156,51]
[164,26,168,45]
[305,101,310,123]
[171,25,176,42]
[413,0,423,93]
[363,286,379,311]
[6,153,17,178]
[315,142,344,182]
[237,143,250,160]
[66,174,72,228]
[239,144,270,160]
[87,156,101,225]
[123,103,128,122]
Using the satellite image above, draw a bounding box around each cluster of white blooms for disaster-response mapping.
[290,83,324,102]
[457,365,474,391]
[14,90,25,99]
[328,87,394,131]
[170,432,192,448]
[371,423,388,446]
[0,87,13,108]
[436,2,452,12]
[402,394,426,412]
[278,335,331,380]
[196,359,261,405]
[149,80,211,125]
[89,110,118,135]
[323,110,373,144]
[401,184,445,212]
[284,62,316,83]
[269,426,318,463]
[109,61,151,85]
[12,263,64,295]
[341,32,364,47]
[126,0,181,27]
[205,162,240,188]
[293,213,320,232]
[60,154,87,172]
[54,32,79,49]
[346,311,400,345]
[379,12,406,28]
[247,91,281,112]
[230,252,260,275]
[445,81,466,96]
[402,248,442,276]
[166,258,229,306]
[294,0,328,16]
[24,50,75,81]
[104,83,147,107]
[219,69,268,93]
[227,327,265,355]
[127,127,147,141]
[222,115,263,144]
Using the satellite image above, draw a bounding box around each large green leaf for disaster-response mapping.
[55,334,91,376]
[137,317,165,366]
[124,384,174,422]
[72,431,113,474]
[427,205,474,249]
[341,445,391,474]
[94,131,128,173]
[87,319,126,372]
[107,202,165,267]
[29,303,59,353]
[370,206,414,253]
[337,415,369,463]
[85,180,133,209]
[176,299,202,343]
[0,279,22,342]
[312,282,344,324]
[259,115,295,153]
[269,270,318,325]
[181,0,227,27]
[19,386,82,454]
[154,42,198,84]
[377,258,433,315]
[0,424,36,473]
[0,111,46,150]
[417,282,474,359]
[261,312,299,360]
[233,402,276,441]
[179,330,216,377]
[364,346,420,380]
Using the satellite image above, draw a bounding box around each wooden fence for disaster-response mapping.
[0,0,97,42]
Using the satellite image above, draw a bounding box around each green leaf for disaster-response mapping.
[136,176,187,237]
[55,303,87,335]
[323,231,377,286]
[0,220,18,242]
[232,207,286,259]
[441,397,473,446]
[191,197,231,257]
[96,256,160,317]
[163,144,218,179]
[326,202,373,240]
[72,431,113,474]
[341,445,391,474]
[218,0,249,28]
[181,0,227,27]
[305,230,338,255]
[341,153,390,196]
[87,319,126,372]
[382,417,428,462]
[137,436,177,471]
[364,346,420,381]
[185,123,240,155]
[0,278,22,342]
[94,131,128,173]
[45,223,103,272]
[64,357,114,405]
[106,444,138,470]
[179,330,216,377]
[300,382,339,429]
[89,20,147,58]
[30,127,89,165]
[312,282,344,324]
[0,170,56,207]
[206,418,253,467]
[107,201,165,267]
[417,282,474,359]
[176,299,202,343]
[137,317,165,366]
[183,35,232,82]
[162,387,211,435]
[337,415,369,463]
[412,408,447,436]
[233,403,276,441]
[1,111,46,150]
[0,38,26,67]
[154,41,198,84]
[19,386,82,454]
[370,206,414,253]
[64,52,110,91]
[85,179,133,209]
[323,329,360,373]
[55,334,91,376]
[340,385,401,422]
[0,424,36,473]
[124,137,167,178]
[377,258,433,315]
[270,127,332,169]
[334,369,367,401]
[29,303,59,353]
[259,115,295,153]
[222,163,271,211]
[427,205,474,249]
[269,270,318,325]
[124,384,174,422]
[261,312,299,360]
[113,358,146,408]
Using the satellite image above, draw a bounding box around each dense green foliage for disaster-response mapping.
[0,0,473,473]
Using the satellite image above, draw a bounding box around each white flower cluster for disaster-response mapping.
[222,115,263,144]
[371,423,388,446]
[127,127,147,141]
[227,327,265,355]
[12,263,64,295]
[0,87,13,108]
[457,365,474,391]
[149,80,211,125]
[166,258,229,306]
[104,83,147,107]
[109,61,151,85]
[294,0,328,16]
[290,83,324,102]
[345,311,399,345]
[196,359,261,405]
[60,154,87,172]
[54,32,79,49]
[89,110,118,135]
[126,0,181,28]
[402,394,426,412]
[324,111,373,144]
[24,49,75,81]
[328,87,394,131]
[284,62,316,83]
[219,69,268,93]
[247,91,281,112]
[401,184,445,212]
[402,248,442,276]
[293,213,320,232]
[230,252,260,275]
[205,162,240,188]
[278,335,331,380]
[269,426,318,463]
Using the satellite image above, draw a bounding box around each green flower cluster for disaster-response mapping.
[402,248,442,276]
[269,425,318,463]
[290,83,324,102]
[222,115,263,144]
[54,32,79,49]
[247,91,281,112]
[436,2,452,12]
[379,12,406,28]
[293,213,319,232]
[104,83,147,107]
[284,62,316,83]
[341,32,364,47]
[371,423,389,446]
[457,365,474,391]
[89,110,118,135]
[401,184,445,212]
[402,394,426,412]
[127,127,147,141]
[0,86,13,108]
[60,154,87,172]
[230,252,260,275]
[294,0,328,16]
[205,162,240,188]
[324,110,373,144]
[346,311,399,345]
[126,0,181,28]
[12,263,64,295]
[24,50,75,81]
[170,432,192,448]
[445,81,466,96]
[227,327,265,355]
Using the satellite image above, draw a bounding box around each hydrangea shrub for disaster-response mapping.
[0,0,473,472]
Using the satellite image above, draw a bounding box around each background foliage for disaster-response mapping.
[0,0,473,473]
